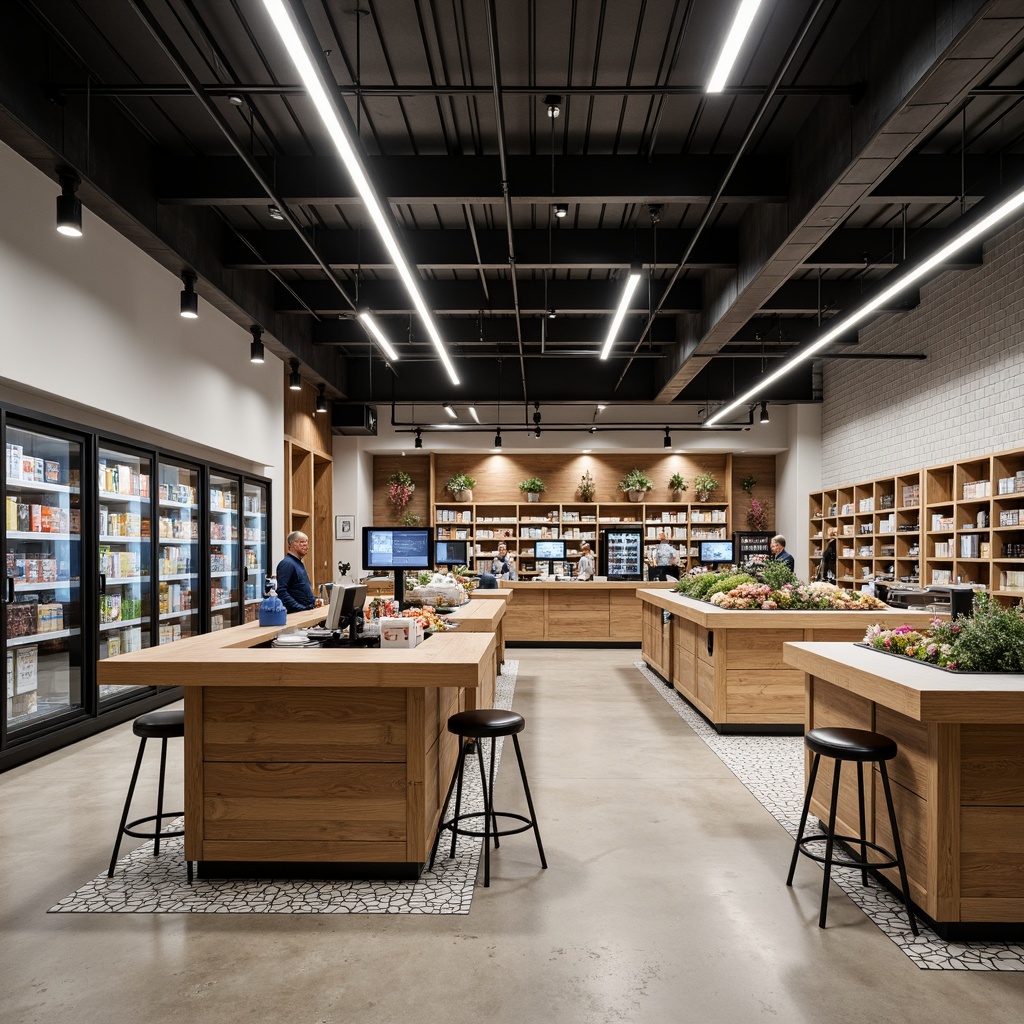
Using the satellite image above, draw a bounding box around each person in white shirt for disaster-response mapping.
[491,541,514,579]
[651,531,679,581]
[576,541,595,581]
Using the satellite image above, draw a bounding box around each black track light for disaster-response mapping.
[533,402,542,425]
[414,429,423,449]
[315,384,328,414]
[267,204,285,221]
[534,426,541,438]
[760,401,770,424]
[664,428,672,448]
[56,172,82,237]
[249,326,265,364]
[179,272,198,318]
[493,428,502,451]
[288,358,302,391]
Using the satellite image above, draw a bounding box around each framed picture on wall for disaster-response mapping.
[335,515,355,540]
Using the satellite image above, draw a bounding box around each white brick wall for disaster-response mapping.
[820,217,1024,487]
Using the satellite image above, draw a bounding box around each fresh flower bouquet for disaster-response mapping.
[676,567,888,611]
[746,496,770,531]
[400,605,453,632]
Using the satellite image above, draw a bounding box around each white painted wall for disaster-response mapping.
[0,142,286,562]
[821,217,1024,486]
[776,404,823,573]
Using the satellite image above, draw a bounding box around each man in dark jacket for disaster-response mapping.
[276,531,322,611]
[770,534,796,572]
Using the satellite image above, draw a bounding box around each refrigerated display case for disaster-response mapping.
[97,445,152,700]
[4,421,84,730]
[156,459,200,644]
[209,472,240,631]
[600,526,644,581]
[242,479,269,622]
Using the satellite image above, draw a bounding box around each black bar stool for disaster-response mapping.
[429,708,547,887]
[108,709,191,882]
[787,726,917,933]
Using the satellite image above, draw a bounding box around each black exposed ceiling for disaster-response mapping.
[4,0,1024,416]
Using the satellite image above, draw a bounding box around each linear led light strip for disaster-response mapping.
[261,0,459,386]
[707,0,766,94]
[600,262,643,360]
[704,183,1024,426]
[358,311,399,362]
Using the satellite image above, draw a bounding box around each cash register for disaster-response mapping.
[874,582,975,618]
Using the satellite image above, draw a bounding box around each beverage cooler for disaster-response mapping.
[209,472,240,631]
[600,526,644,581]
[242,479,269,622]
[2,404,273,770]
[4,419,85,734]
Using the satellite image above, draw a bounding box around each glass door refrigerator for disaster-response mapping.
[97,444,153,701]
[242,479,269,622]
[600,526,645,581]
[4,419,85,733]
[156,458,200,644]
[209,471,240,631]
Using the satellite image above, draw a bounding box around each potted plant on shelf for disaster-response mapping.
[444,472,476,502]
[619,468,653,502]
[519,477,547,503]
[669,473,688,501]
[387,471,415,519]
[578,469,596,502]
[693,470,719,502]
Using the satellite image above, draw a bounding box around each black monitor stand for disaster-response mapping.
[393,568,406,610]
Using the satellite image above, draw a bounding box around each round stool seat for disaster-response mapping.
[133,709,185,740]
[447,708,525,739]
[805,727,896,762]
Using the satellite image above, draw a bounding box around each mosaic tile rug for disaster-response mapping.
[636,661,1024,972]
[48,662,519,916]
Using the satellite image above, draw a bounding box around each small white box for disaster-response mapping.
[378,617,424,649]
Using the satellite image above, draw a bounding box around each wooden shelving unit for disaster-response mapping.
[809,444,1024,602]
[284,375,333,589]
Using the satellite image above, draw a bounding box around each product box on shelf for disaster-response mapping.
[379,617,424,649]
[15,646,37,694]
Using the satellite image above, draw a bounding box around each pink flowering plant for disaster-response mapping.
[863,593,1024,672]
[675,567,888,611]
[746,496,771,531]
[387,471,414,517]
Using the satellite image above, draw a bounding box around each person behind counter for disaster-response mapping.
[576,541,595,581]
[651,531,680,581]
[770,534,796,572]
[276,530,323,612]
[491,541,516,580]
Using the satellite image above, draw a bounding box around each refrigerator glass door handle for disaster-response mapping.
[6,575,14,603]
[99,573,107,594]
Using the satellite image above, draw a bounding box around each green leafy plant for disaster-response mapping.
[444,472,476,496]
[759,558,798,591]
[578,470,596,502]
[865,594,1024,672]
[387,471,413,489]
[400,510,421,527]
[669,473,688,493]
[619,468,653,493]
[518,477,547,494]
[693,470,719,502]
[741,475,757,494]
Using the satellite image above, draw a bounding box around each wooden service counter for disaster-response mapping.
[502,580,675,643]
[445,596,507,675]
[97,609,496,879]
[784,642,1024,936]
[638,590,940,733]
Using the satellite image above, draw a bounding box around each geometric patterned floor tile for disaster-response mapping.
[636,660,1024,972]
[48,662,518,916]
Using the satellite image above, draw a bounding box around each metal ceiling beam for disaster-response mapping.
[656,0,1021,402]
[804,228,982,269]
[276,277,701,315]
[156,155,787,205]
[222,228,740,271]
[866,154,1024,203]
[760,280,919,316]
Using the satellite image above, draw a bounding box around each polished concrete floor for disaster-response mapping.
[2,647,1023,1023]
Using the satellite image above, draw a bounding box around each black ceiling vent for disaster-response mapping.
[331,404,378,436]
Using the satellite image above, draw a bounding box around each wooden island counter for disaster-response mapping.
[638,589,941,733]
[98,608,496,879]
[784,642,1024,936]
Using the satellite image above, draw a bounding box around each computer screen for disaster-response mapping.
[699,540,735,564]
[435,539,469,566]
[362,527,433,571]
[326,583,368,633]
[535,539,566,560]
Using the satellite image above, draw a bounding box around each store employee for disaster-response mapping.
[276,531,323,612]
[576,541,595,581]
[491,541,516,580]
[770,534,796,572]
[651,531,679,581]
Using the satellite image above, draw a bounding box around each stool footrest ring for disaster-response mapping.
[122,811,185,843]
[795,833,898,872]
[439,810,535,843]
